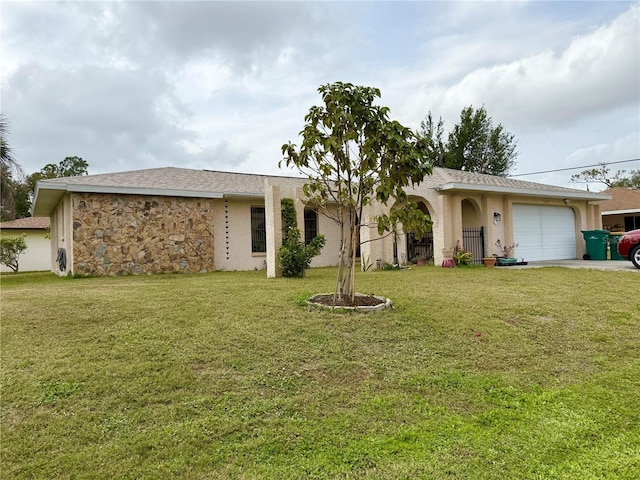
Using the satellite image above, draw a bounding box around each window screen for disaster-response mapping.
[304,208,318,244]
[251,207,266,253]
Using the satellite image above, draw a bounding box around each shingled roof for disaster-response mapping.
[36,167,308,196]
[33,166,609,216]
[0,216,50,229]
[427,167,609,200]
[596,187,640,213]
[33,168,309,216]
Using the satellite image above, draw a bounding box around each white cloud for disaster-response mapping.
[402,4,639,131]
[1,0,638,187]
[565,132,640,167]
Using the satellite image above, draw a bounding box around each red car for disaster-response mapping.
[617,229,640,269]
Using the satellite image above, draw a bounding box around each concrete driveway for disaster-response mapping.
[509,259,638,272]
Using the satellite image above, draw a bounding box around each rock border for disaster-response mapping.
[307,293,393,313]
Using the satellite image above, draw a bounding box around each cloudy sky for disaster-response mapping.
[1,1,639,191]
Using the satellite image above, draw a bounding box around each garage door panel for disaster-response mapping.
[513,205,576,261]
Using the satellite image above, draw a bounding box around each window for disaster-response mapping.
[304,208,318,244]
[624,215,640,232]
[251,206,266,253]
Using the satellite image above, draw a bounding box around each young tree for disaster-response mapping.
[281,82,432,302]
[571,164,640,190]
[0,235,28,273]
[418,105,518,176]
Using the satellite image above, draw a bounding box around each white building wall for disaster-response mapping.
[213,197,269,272]
[310,204,341,268]
[0,229,51,272]
[48,194,73,276]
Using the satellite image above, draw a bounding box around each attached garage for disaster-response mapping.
[512,204,576,261]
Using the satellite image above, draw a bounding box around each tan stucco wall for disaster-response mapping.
[0,229,51,272]
[364,186,600,266]
[213,197,269,272]
[311,205,342,268]
[71,193,215,276]
[49,194,74,275]
[45,176,603,276]
[264,181,342,277]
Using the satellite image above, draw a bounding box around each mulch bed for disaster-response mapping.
[310,294,386,308]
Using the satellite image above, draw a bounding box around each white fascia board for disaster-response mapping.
[49,183,225,199]
[223,193,265,200]
[602,208,640,215]
[32,182,225,216]
[68,184,226,199]
[436,182,611,201]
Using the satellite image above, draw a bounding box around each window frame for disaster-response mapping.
[250,206,267,254]
[304,208,318,245]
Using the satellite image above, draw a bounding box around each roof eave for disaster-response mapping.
[602,208,640,215]
[32,181,225,216]
[32,185,66,217]
[223,193,265,200]
[436,182,611,201]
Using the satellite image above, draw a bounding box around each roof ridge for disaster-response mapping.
[202,169,306,181]
[433,167,454,183]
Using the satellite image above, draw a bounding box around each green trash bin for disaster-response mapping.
[581,230,609,260]
[608,232,625,260]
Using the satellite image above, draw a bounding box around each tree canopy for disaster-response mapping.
[1,114,22,221]
[571,164,640,190]
[11,156,90,218]
[281,82,432,302]
[0,114,19,171]
[418,105,518,176]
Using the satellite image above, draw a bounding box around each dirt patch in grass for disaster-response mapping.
[310,293,387,307]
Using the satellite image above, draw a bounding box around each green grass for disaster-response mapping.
[1,266,639,479]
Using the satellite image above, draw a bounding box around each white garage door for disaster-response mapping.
[512,204,576,261]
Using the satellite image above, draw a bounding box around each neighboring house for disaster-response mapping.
[0,216,51,272]
[596,187,640,232]
[32,167,609,277]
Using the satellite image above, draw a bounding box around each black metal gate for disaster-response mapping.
[406,231,434,264]
[407,228,485,265]
[462,227,485,265]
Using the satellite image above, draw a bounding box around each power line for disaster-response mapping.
[511,158,640,177]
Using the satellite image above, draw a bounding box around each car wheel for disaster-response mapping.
[631,245,640,269]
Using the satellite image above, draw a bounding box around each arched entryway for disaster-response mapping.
[405,200,434,264]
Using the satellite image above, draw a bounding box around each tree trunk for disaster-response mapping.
[334,219,348,301]
[335,214,357,302]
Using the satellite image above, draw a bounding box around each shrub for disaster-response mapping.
[453,240,473,266]
[278,227,325,277]
[281,198,297,242]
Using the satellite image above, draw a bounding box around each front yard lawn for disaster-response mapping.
[1,266,639,479]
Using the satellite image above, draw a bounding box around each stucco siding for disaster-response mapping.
[49,195,74,275]
[309,206,341,268]
[0,230,50,272]
[32,167,609,275]
[71,193,215,276]
[213,198,268,271]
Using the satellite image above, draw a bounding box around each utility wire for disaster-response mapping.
[511,158,640,177]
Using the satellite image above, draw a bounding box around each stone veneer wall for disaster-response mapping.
[72,193,215,276]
